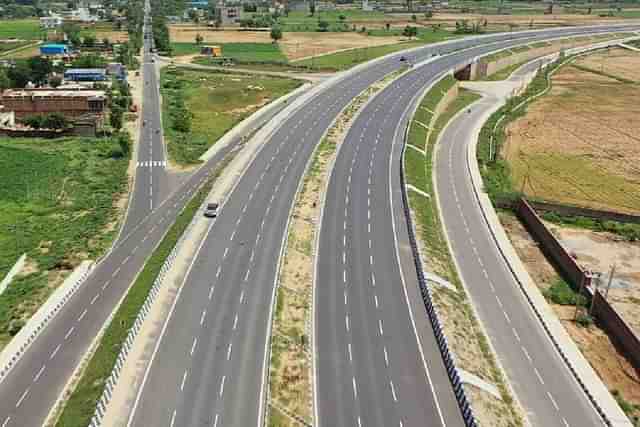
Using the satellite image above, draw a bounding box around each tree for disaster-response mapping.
[102,37,111,48]
[270,26,283,43]
[411,14,417,22]
[23,115,44,129]
[110,104,123,130]
[50,75,62,88]
[7,62,32,88]
[317,19,329,32]
[195,33,204,45]
[402,25,417,38]
[385,22,390,31]
[41,113,68,129]
[73,54,106,68]
[117,132,131,155]
[27,56,52,85]
[309,1,316,16]
[424,10,433,18]
[83,34,96,47]
[0,68,10,91]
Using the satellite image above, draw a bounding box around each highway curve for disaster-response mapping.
[127,23,639,427]
[432,64,607,426]
[0,19,636,427]
[316,25,640,427]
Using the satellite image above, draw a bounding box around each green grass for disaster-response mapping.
[0,19,44,40]
[293,40,425,71]
[161,67,301,165]
[543,278,587,306]
[482,59,528,81]
[55,154,233,427]
[171,42,288,62]
[403,79,522,425]
[0,136,128,348]
[0,40,32,54]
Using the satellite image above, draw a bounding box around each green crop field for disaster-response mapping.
[0,136,128,349]
[0,40,32,54]
[171,42,288,62]
[161,68,301,164]
[0,19,44,40]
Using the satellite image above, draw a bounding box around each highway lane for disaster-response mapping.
[127,23,639,427]
[433,85,604,425]
[0,22,635,427]
[317,25,640,427]
[0,8,222,426]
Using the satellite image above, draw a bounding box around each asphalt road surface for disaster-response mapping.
[317,25,640,427]
[0,19,636,427]
[127,23,639,427]
[433,71,604,426]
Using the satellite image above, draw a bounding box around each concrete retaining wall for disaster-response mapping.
[0,254,26,295]
[516,198,640,373]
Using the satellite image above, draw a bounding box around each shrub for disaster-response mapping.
[543,278,586,306]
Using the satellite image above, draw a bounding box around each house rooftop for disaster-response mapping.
[1,89,106,99]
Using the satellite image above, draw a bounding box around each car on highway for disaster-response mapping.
[204,202,219,218]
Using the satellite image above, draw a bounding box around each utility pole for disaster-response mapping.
[589,272,602,316]
[604,263,616,301]
[574,276,585,321]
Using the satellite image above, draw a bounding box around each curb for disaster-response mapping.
[87,197,204,427]
[0,261,94,384]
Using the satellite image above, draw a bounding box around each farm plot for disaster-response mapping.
[0,19,43,40]
[160,67,301,165]
[502,48,640,215]
[0,136,129,350]
[169,26,405,60]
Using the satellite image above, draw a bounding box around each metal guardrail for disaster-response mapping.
[398,81,478,427]
[88,204,202,426]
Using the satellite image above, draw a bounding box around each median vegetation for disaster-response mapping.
[53,157,231,427]
[267,69,404,427]
[404,76,524,426]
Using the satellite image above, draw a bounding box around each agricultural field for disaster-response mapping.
[502,48,640,215]
[0,19,44,40]
[79,23,130,43]
[0,135,129,350]
[169,26,406,60]
[160,68,301,165]
[0,40,32,55]
[171,41,287,62]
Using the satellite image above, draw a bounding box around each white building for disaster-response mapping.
[40,15,63,29]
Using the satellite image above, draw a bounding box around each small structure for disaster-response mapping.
[201,45,222,56]
[0,107,15,128]
[40,43,70,56]
[106,62,127,81]
[0,89,106,120]
[40,16,63,29]
[214,5,241,25]
[64,68,108,82]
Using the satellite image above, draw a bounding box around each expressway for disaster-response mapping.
[316,27,640,427]
[126,23,640,427]
[0,19,636,427]
[432,67,605,426]
[0,7,237,426]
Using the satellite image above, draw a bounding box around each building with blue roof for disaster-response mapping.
[64,68,107,82]
[40,44,70,56]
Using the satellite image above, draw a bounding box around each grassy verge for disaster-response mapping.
[0,136,129,350]
[405,79,524,426]
[293,40,426,71]
[54,154,233,427]
[267,69,404,427]
[481,59,529,81]
[160,67,301,165]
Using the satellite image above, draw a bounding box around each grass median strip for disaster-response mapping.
[54,156,232,427]
[267,68,404,427]
[405,77,524,426]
